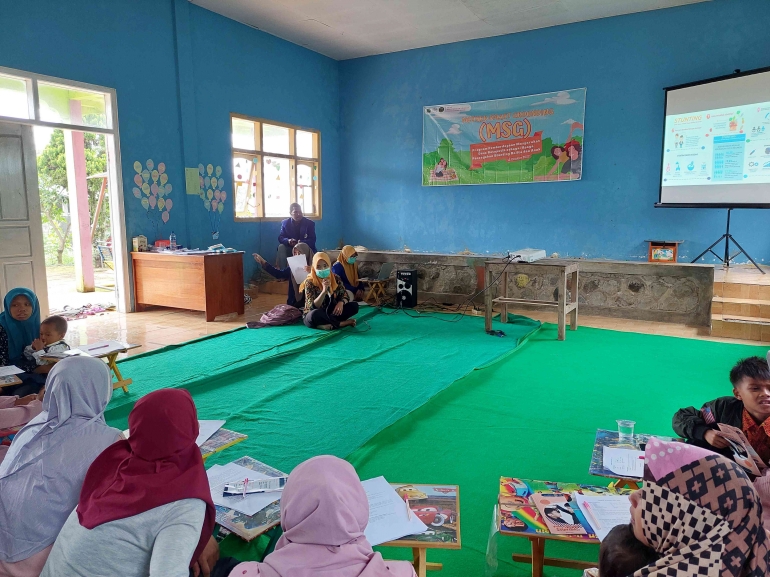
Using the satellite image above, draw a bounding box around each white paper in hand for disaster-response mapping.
[287,255,310,284]
[361,476,427,546]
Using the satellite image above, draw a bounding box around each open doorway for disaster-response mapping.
[0,67,130,319]
[34,125,117,317]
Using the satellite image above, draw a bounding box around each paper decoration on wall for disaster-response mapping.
[198,163,226,240]
[132,159,173,240]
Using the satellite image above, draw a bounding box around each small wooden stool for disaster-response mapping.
[363,279,388,305]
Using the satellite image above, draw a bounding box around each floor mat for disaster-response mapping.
[346,323,769,576]
[105,311,541,478]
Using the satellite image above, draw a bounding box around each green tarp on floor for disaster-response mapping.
[105,311,541,476]
[347,323,769,576]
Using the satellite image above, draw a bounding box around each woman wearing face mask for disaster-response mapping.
[332,246,365,302]
[300,253,358,331]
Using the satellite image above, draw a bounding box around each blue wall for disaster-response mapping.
[0,0,341,283]
[339,0,770,261]
[0,0,189,251]
[188,5,341,280]
[3,0,769,272]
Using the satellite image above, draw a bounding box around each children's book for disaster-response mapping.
[0,424,23,446]
[214,456,286,541]
[717,423,766,476]
[532,493,587,535]
[201,428,247,460]
[498,477,630,538]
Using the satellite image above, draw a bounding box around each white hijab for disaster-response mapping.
[0,356,120,562]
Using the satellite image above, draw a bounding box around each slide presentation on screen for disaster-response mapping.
[662,102,770,188]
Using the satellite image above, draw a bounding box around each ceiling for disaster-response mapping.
[191,0,709,60]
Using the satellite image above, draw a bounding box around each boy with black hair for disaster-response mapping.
[592,523,659,577]
[672,355,770,464]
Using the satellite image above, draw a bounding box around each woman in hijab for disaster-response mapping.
[0,356,121,576]
[301,253,359,330]
[332,246,365,302]
[605,438,769,576]
[41,388,223,577]
[253,243,314,309]
[0,287,45,396]
[231,455,416,577]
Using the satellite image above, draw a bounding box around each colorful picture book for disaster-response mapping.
[388,484,460,546]
[201,428,247,460]
[499,477,632,539]
[531,493,587,535]
[0,424,23,446]
[214,456,286,541]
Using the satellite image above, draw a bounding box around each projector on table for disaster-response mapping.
[510,248,546,263]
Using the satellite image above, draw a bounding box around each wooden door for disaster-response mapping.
[0,121,48,315]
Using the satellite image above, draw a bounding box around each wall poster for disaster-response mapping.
[422,88,586,186]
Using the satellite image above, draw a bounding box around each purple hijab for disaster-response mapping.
[232,456,415,577]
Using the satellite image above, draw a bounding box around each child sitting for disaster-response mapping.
[23,315,70,374]
[672,356,770,463]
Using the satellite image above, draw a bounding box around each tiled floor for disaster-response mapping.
[59,289,768,363]
[63,293,286,358]
[46,265,117,311]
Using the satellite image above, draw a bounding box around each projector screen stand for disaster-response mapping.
[691,209,764,274]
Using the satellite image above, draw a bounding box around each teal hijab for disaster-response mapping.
[0,287,40,364]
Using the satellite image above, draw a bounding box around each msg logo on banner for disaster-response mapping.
[422,89,586,186]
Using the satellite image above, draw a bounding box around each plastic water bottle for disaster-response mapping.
[169,231,177,251]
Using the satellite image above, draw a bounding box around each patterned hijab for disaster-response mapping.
[337,245,360,288]
[632,439,769,577]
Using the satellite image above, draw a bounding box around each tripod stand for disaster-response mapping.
[691,208,764,274]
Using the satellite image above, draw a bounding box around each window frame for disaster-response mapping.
[230,113,322,222]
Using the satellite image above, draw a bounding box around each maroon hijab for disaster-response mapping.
[76,389,215,565]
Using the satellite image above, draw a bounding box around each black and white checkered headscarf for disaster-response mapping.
[632,441,769,577]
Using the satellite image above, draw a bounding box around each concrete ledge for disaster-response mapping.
[326,251,714,326]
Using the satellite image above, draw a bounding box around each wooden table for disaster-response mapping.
[497,477,632,577]
[0,375,23,389]
[363,279,389,305]
[132,251,244,321]
[381,483,461,577]
[484,259,579,341]
[44,342,141,393]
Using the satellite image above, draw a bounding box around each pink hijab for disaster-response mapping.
[231,456,415,577]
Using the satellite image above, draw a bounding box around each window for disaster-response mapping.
[231,114,320,220]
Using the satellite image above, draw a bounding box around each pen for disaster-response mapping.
[243,478,249,500]
[583,502,602,530]
[403,496,412,520]
[89,344,110,351]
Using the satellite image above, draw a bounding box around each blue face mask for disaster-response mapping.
[316,268,331,278]
[347,257,357,264]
